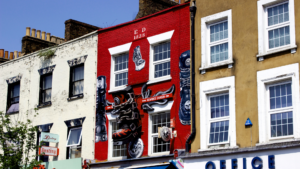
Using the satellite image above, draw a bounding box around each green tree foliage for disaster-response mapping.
[0,111,42,169]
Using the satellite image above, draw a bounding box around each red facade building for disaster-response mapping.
[93,2,190,168]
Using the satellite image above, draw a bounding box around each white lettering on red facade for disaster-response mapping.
[134,27,147,41]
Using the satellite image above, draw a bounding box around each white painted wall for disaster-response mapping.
[0,31,98,161]
[184,147,300,169]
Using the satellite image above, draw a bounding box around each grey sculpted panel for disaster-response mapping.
[67,55,88,67]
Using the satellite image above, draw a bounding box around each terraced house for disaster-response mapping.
[181,0,300,168]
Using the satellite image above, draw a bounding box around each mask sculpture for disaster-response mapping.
[141,83,175,111]
[133,46,145,71]
[95,76,108,142]
[179,50,191,125]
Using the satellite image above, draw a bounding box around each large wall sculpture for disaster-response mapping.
[179,50,191,125]
[141,84,175,111]
[110,86,144,158]
[95,76,108,142]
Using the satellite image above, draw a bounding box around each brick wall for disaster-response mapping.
[64,19,100,41]
[21,36,57,55]
[135,0,179,19]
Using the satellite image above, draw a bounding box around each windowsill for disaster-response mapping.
[256,137,300,147]
[148,152,170,157]
[207,141,230,146]
[108,86,127,93]
[198,146,239,153]
[146,76,172,85]
[199,60,234,74]
[108,156,127,161]
[67,94,84,101]
[257,45,297,59]
[37,102,52,109]
[6,111,19,115]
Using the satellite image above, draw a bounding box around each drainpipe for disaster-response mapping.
[186,1,196,153]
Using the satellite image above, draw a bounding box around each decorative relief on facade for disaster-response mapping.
[133,46,145,71]
[6,74,22,84]
[38,65,56,75]
[141,83,175,111]
[67,55,88,67]
[109,87,143,158]
[37,123,53,132]
[179,50,191,125]
[64,117,86,127]
[128,138,144,158]
[95,76,108,142]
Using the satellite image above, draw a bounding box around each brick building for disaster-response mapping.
[90,2,190,168]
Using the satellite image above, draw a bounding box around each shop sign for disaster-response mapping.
[204,155,275,169]
[141,93,173,103]
[41,132,59,143]
[134,27,147,41]
[39,146,59,156]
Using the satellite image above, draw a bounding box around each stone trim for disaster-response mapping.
[38,65,56,75]
[64,117,86,127]
[37,123,53,132]
[67,55,88,67]
[6,74,22,84]
[67,94,84,101]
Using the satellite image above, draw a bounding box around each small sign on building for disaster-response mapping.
[39,146,59,156]
[141,93,173,103]
[133,27,147,41]
[41,132,59,143]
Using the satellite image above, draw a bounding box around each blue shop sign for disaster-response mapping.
[205,155,275,169]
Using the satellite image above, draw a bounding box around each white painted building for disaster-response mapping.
[0,30,98,164]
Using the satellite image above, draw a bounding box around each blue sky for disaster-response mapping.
[0,0,139,53]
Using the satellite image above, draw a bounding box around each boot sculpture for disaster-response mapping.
[179,50,191,125]
[111,89,142,146]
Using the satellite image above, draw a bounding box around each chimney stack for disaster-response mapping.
[9,52,13,60]
[14,51,18,59]
[31,28,36,38]
[5,51,8,59]
[46,33,51,41]
[26,27,31,36]
[0,49,4,58]
[18,52,22,57]
[42,31,46,40]
[37,30,41,39]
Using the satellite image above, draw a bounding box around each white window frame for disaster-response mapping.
[147,101,173,156]
[108,42,132,93]
[267,81,294,140]
[107,115,127,161]
[66,127,82,147]
[207,93,230,146]
[147,30,174,85]
[257,63,300,144]
[200,9,233,74]
[257,0,297,60]
[199,76,236,150]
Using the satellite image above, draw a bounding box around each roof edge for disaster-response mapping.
[97,2,190,33]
